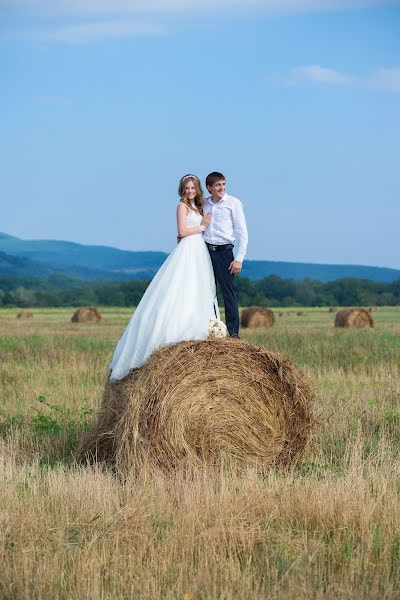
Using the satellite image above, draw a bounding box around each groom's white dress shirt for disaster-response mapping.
[203,193,248,263]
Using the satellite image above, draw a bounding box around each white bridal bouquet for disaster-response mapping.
[208,319,228,338]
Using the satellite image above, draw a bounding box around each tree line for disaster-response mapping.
[0,273,399,308]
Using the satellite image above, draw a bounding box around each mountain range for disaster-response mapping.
[0,232,399,283]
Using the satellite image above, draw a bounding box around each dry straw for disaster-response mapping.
[240,307,275,328]
[16,311,33,319]
[71,307,102,323]
[78,338,314,475]
[334,308,374,328]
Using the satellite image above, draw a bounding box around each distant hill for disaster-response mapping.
[0,233,166,280]
[240,260,400,283]
[0,232,399,283]
[0,251,55,278]
[0,232,166,272]
[0,250,159,281]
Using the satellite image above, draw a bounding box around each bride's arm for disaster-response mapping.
[177,203,211,238]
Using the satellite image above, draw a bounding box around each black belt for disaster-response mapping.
[206,243,234,252]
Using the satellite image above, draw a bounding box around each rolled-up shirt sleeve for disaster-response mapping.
[232,199,248,262]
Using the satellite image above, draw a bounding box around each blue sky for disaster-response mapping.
[1,0,399,268]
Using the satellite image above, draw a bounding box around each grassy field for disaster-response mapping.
[1,306,399,599]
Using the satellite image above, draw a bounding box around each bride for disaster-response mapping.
[109,174,220,382]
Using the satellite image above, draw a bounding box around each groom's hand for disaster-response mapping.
[229,260,242,275]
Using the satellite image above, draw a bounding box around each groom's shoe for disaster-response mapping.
[229,334,240,339]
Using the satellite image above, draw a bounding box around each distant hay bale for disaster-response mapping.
[334,308,374,329]
[368,307,379,313]
[16,311,33,319]
[78,339,314,474]
[296,311,306,317]
[71,307,102,323]
[240,307,275,328]
[329,307,338,313]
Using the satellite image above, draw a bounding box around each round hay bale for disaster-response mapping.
[78,339,314,474]
[296,311,306,317]
[329,307,338,313]
[71,307,102,323]
[279,311,290,317]
[368,307,379,313]
[334,308,374,329]
[16,311,33,319]
[240,307,275,328]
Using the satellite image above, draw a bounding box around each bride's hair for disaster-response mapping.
[178,174,204,215]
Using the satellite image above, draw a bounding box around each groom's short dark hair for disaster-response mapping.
[206,172,225,189]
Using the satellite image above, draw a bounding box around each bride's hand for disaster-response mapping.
[201,213,211,228]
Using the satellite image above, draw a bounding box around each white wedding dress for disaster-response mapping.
[109,205,220,381]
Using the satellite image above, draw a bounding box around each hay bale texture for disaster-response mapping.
[240,307,275,328]
[78,339,314,474]
[334,308,374,329]
[71,307,102,323]
[16,311,33,319]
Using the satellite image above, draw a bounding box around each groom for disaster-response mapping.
[203,172,248,338]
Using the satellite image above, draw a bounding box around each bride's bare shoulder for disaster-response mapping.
[177,202,189,213]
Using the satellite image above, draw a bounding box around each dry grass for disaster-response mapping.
[2,442,399,599]
[1,307,399,599]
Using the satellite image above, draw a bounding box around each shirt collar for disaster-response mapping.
[207,192,227,205]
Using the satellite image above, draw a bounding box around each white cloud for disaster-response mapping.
[2,0,400,44]
[1,0,400,18]
[368,66,400,92]
[290,65,354,86]
[283,65,400,92]
[43,20,168,44]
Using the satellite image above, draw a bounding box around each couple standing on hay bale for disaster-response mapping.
[82,177,313,472]
[109,172,248,382]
